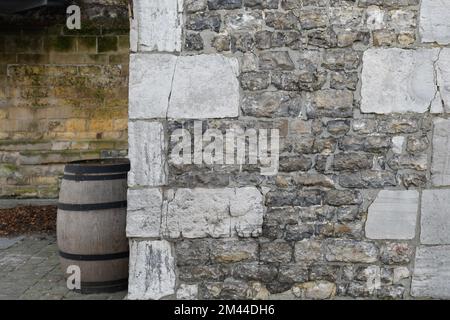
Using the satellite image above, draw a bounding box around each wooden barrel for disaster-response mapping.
[57,159,130,294]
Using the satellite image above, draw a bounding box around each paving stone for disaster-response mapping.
[419,0,450,45]
[421,189,450,244]
[412,245,450,298]
[365,190,419,240]
[0,236,126,300]
[0,237,24,250]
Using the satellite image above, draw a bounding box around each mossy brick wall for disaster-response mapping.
[0,1,129,199]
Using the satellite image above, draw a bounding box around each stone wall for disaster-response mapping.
[128,0,450,299]
[0,0,129,199]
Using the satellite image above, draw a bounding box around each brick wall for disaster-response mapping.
[0,1,129,198]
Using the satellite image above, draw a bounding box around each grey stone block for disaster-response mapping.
[412,245,450,298]
[421,189,450,244]
[420,0,450,45]
[365,190,418,240]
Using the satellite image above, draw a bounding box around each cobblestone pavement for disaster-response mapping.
[0,235,127,300]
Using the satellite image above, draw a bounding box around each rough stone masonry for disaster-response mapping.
[127,0,450,300]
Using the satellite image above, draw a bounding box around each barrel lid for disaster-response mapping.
[64,159,130,174]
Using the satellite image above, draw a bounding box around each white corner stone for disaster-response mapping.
[129,54,177,119]
[421,189,450,244]
[168,54,240,119]
[127,188,163,238]
[412,245,450,298]
[432,118,450,186]
[162,187,264,238]
[128,240,176,300]
[128,54,240,120]
[419,0,450,45]
[128,121,167,187]
[361,48,439,114]
[365,190,418,240]
[132,0,183,52]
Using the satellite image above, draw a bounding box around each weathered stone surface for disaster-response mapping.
[128,240,176,300]
[128,121,167,187]
[186,0,207,12]
[169,54,240,119]
[419,0,450,45]
[129,54,177,119]
[210,239,258,263]
[380,242,412,265]
[332,153,373,171]
[132,0,183,52]
[325,240,378,263]
[412,245,450,298]
[260,240,292,263]
[421,189,450,244]
[361,48,439,114]
[129,54,240,119]
[431,118,450,186]
[292,281,336,300]
[242,91,301,117]
[365,190,418,240]
[163,187,264,238]
[232,263,278,282]
[278,264,309,284]
[127,188,163,238]
[294,239,323,262]
[176,284,199,300]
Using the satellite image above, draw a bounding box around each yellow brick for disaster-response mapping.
[53,132,77,140]
[102,131,124,140]
[71,141,90,150]
[76,132,98,139]
[89,119,113,132]
[113,118,128,131]
[0,109,7,119]
[65,119,87,132]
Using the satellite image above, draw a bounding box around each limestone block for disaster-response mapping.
[169,54,240,119]
[421,189,450,244]
[162,187,264,238]
[365,190,419,240]
[431,118,450,186]
[435,49,450,113]
[361,48,439,114]
[128,54,240,119]
[128,121,167,187]
[129,54,177,119]
[412,245,450,298]
[127,188,163,238]
[128,240,176,300]
[132,0,183,52]
[419,0,450,45]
